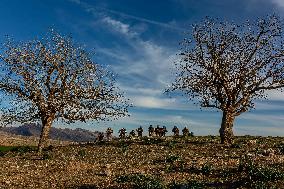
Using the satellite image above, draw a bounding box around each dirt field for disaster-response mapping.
[1,134,284,189]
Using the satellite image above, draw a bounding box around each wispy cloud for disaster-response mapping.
[133,96,175,109]
[69,0,186,31]
[271,0,284,9]
[102,16,138,37]
[94,15,179,110]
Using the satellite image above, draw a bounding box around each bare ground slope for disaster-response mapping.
[0,136,284,188]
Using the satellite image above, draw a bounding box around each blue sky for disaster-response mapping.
[0,0,284,136]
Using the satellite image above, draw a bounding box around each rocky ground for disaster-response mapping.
[0,134,284,188]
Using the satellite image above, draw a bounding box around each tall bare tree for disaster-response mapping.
[0,31,129,152]
[168,16,284,144]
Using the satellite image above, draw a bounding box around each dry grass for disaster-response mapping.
[0,134,284,188]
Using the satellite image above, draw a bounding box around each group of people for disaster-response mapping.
[148,125,167,137]
[97,125,192,141]
[147,125,191,137]
[121,126,144,138]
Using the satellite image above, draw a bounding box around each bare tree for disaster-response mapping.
[0,31,130,152]
[168,16,284,144]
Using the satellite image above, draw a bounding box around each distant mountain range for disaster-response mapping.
[0,123,100,142]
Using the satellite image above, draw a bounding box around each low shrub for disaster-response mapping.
[201,164,213,176]
[165,155,180,163]
[0,146,15,156]
[42,152,52,160]
[164,155,186,173]
[11,146,36,154]
[77,149,86,157]
[116,141,130,154]
[43,145,54,152]
[166,141,177,149]
[231,142,243,148]
[0,146,36,156]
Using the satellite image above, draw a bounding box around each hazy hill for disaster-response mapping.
[0,123,100,142]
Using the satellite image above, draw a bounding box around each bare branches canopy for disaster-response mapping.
[0,31,130,152]
[168,16,284,144]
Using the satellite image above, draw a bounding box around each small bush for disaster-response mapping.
[116,141,130,148]
[231,142,243,148]
[116,174,164,189]
[220,169,234,178]
[42,152,52,160]
[0,146,15,152]
[77,149,86,157]
[0,151,6,157]
[0,146,14,156]
[12,146,36,153]
[165,155,180,163]
[116,141,130,154]
[166,141,177,149]
[238,155,254,172]
[43,145,54,152]
[164,155,186,173]
[201,164,213,176]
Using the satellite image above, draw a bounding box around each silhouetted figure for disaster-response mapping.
[129,130,136,138]
[182,127,189,137]
[161,126,168,137]
[158,127,164,137]
[155,125,161,137]
[148,125,154,137]
[98,132,104,141]
[119,128,127,138]
[106,127,113,141]
[136,126,143,137]
[172,126,179,136]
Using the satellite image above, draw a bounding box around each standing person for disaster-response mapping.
[182,127,189,137]
[119,128,127,138]
[137,126,143,137]
[106,127,113,141]
[161,126,168,137]
[97,132,104,142]
[129,130,136,138]
[155,125,161,137]
[172,126,179,137]
[148,125,154,137]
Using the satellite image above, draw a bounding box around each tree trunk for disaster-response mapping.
[38,115,55,153]
[219,111,235,145]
